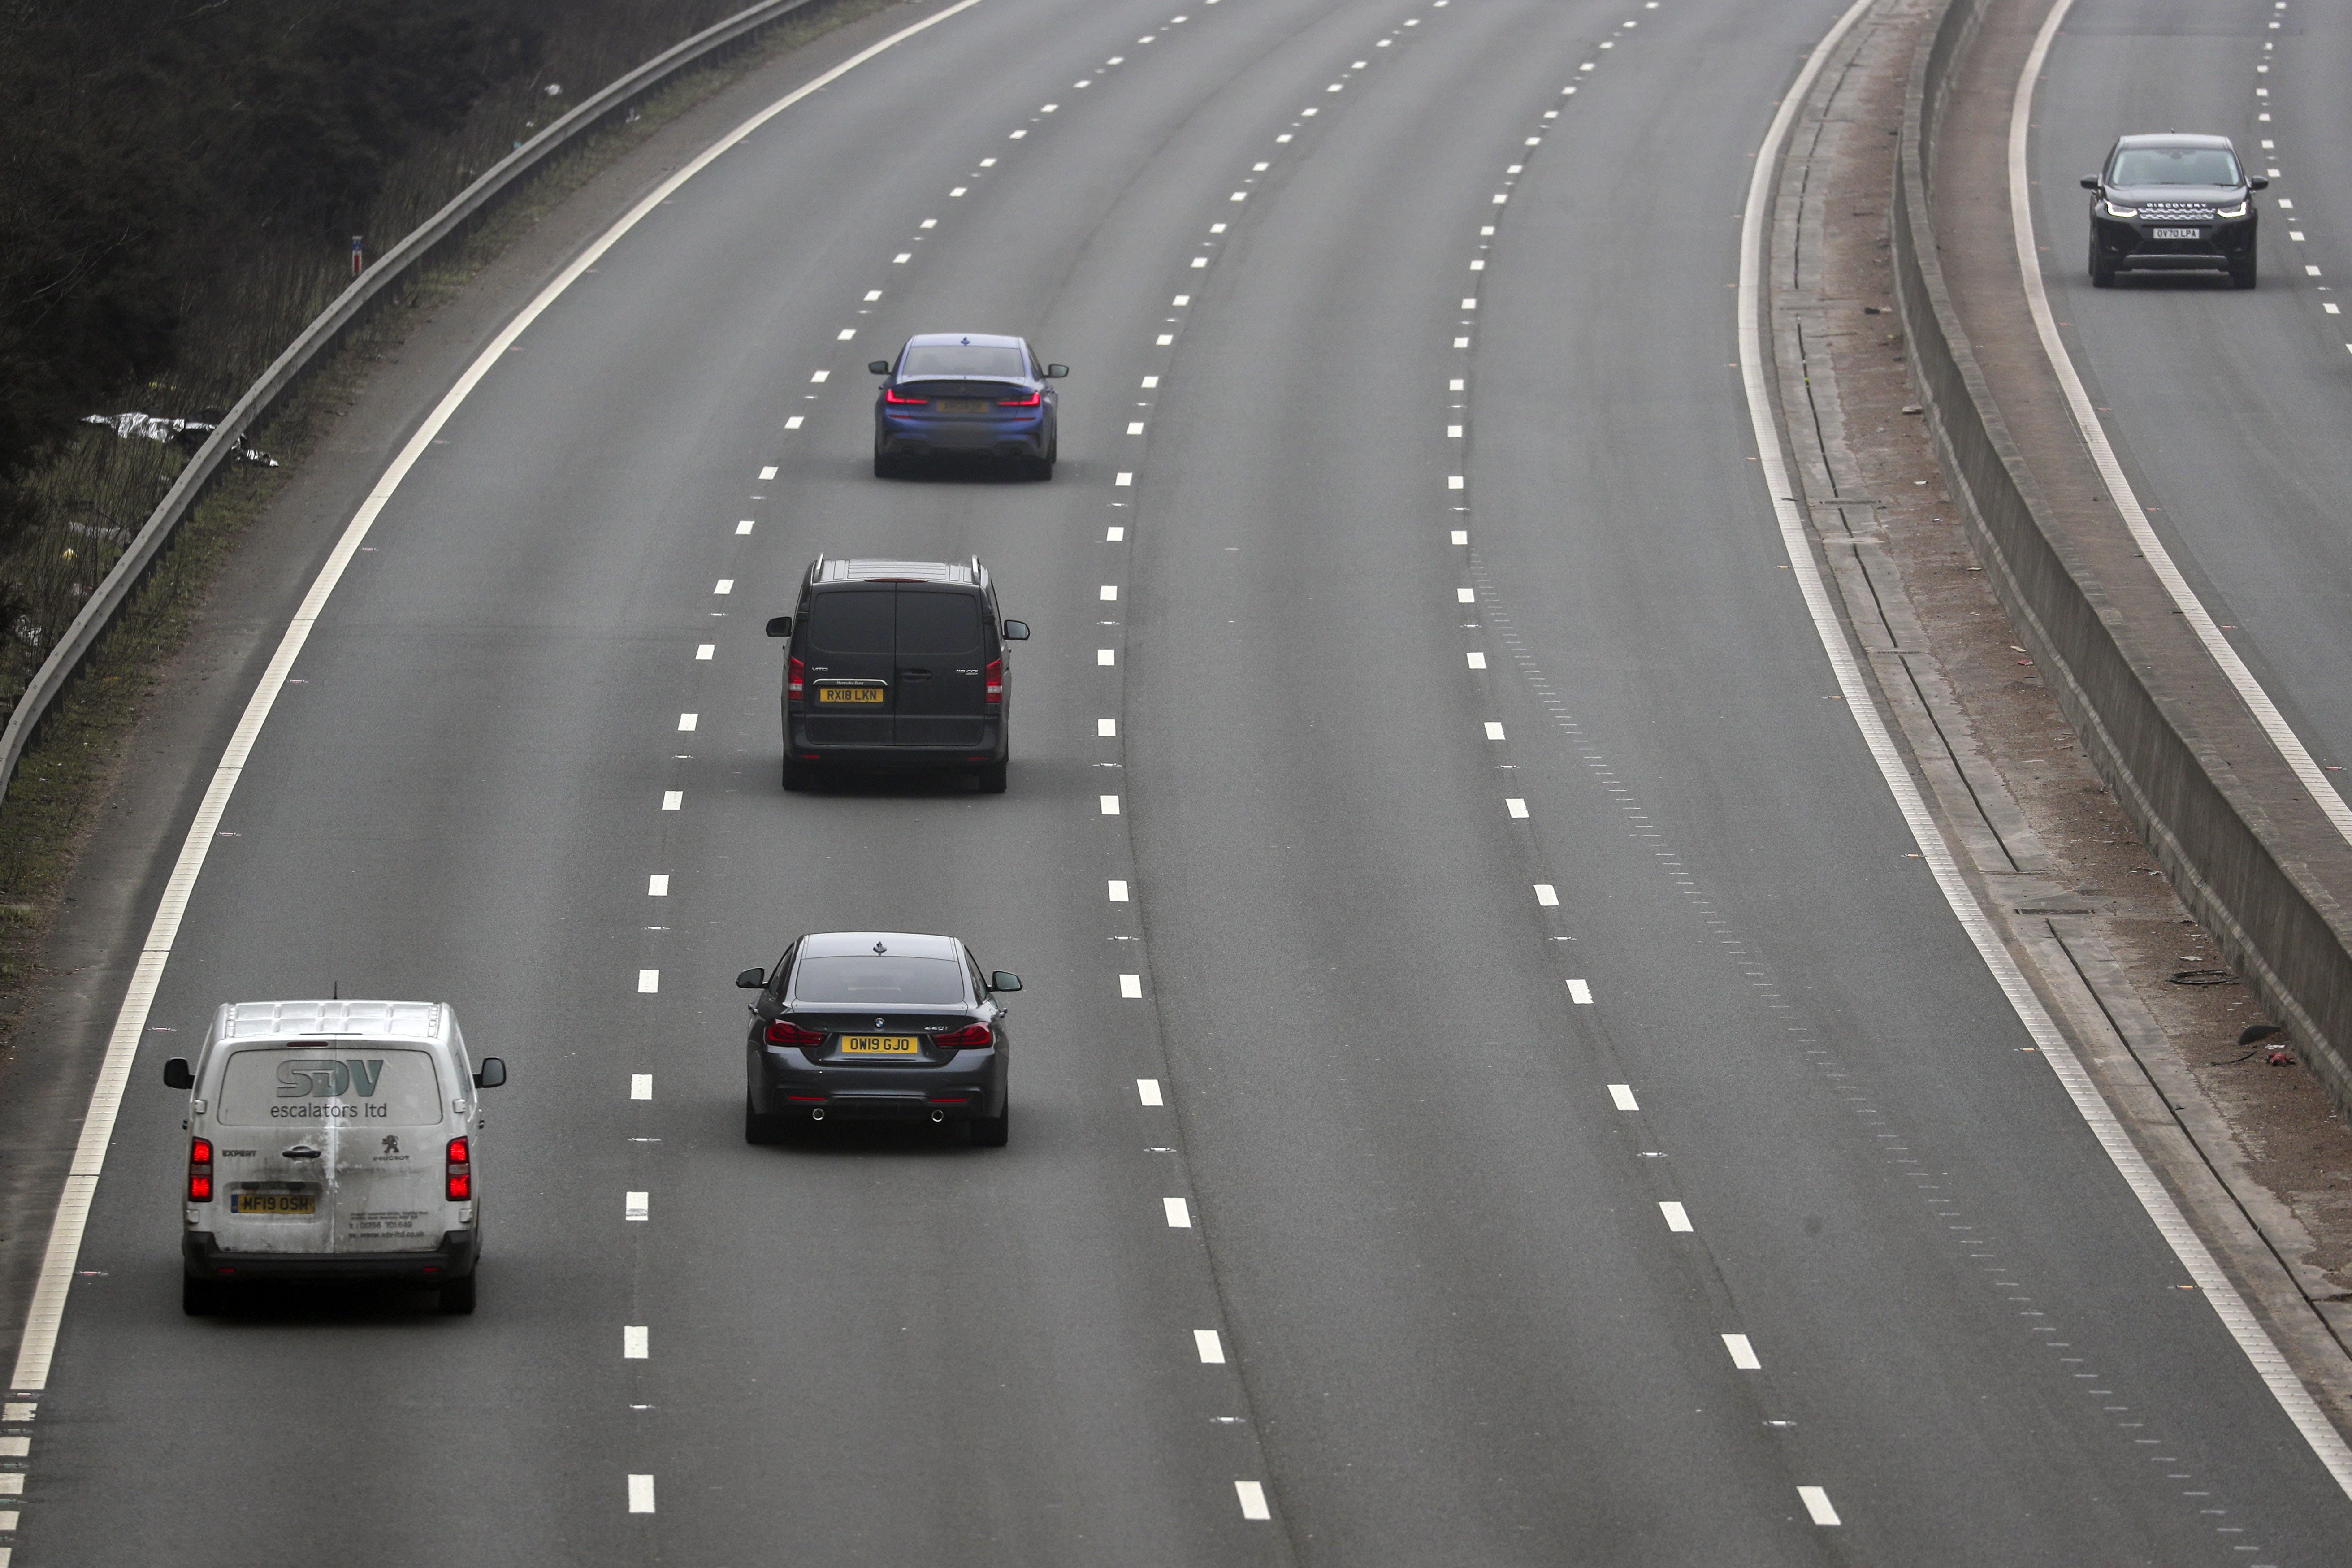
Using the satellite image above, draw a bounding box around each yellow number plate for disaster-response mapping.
[818,687,886,704]
[837,1035,922,1055]
[231,1191,317,1215]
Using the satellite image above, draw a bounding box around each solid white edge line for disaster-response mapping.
[1737,0,2352,1497]
[4,0,992,1396]
[2010,1,2352,843]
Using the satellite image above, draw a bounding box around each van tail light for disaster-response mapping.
[787,656,805,702]
[187,1137,214,1203]
[883,386,929,405]
[984,658,1003,706]
[446,1137,472,1202]
[765,1019,826,1047]
[934,1023,994,1049]
[996,390,1042,407]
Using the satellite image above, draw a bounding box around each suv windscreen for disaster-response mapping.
[806,590,895,653]
[216,1047,446,1127]
[2109,147,2240,186]
[793,955,967,1005]
[899,345,1029,380]
[896,593,984,655]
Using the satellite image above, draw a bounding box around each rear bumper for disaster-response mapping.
[751,1047,1005,1120]
[876,414,1049,457]
[183,1228,479,1282]
[786,722,1006,768]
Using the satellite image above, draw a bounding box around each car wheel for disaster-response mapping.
[782,755,812,792]
[438,1272,477,1315]
[2089,236,2116,288]
[976,759,1008,793]
[745,1105,782,1144]
[873,449,900,479]
[182,1275,222,1316]
[969,1100,1009,1148]
[2230,255,2257,290]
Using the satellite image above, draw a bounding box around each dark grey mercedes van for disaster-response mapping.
[764,556,1029,793]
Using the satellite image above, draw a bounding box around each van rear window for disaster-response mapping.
[806,591,894,654]
[216,1047,446,1127]
[895,593,984,655]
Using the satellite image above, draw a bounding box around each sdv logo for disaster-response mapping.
[277,1059,386,1098]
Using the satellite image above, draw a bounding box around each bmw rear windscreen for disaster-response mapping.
[216,1047,446,1126]
[793,956,967,1005]
[899,345,1029,379]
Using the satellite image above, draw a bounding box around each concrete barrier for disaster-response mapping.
[1893,0,2352,1110]
[0,0,831,806]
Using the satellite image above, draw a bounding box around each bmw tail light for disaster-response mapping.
[884,386,928,405]
[934,1023,994,1049]
[787,656,805,702]
[766,1019,826,1047]
[985,658,1003,706]
[446,1137,472,1202]
[187,1137,214,1203]
[996,390,1042,407]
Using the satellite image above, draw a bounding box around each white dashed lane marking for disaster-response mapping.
[677,713,697,732]
[1098,648,1117,666]
[1099,718,1119,736]
[1467,651,1487,669]
[1608,1084,1639,1111]
[1120,974,1144,998]
[637,970,659,994]
[1109,879,1131,901]
[1533,884,1559,906]
[647,875,669,895]
[625,1192,650,1221]
[809,370,829,383]
[1660,1202,1693,1233]
[625,1326,649,1359]
[1484,721,1506,740]
[1101,585,1121,600]
[1101,795,1122,815]
[1137,1078,1164,1106]
[1165,1198,1192,1228]
[714,579,734,595]
[1235,1481,1271,1520]
[758,465,778,479]
[1724,1334,1761,1370]
[1506,798,1529,818]
[1456,587,1475,602]
[631,1074,653,1100]
[1195,1330,1226,1363]
[1798,1487,1841,1527]
[695,645,715,660]
[661,791,683,810]
[628,1475,656,1513]
[1567,979,1594,1005]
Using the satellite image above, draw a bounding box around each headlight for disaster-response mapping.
[2101,200,2139,218]
[2215,200,2248,218]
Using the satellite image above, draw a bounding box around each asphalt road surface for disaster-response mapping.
[2030,0,2352,800]
[13,0,2352,1563]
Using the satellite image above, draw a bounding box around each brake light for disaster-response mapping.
[446,1136,471,1202]
[187,1137,213,1203]
[765,1019,826,1047]
[883,386,929,405]
[985,658,1003,706]
[788,655,805,702]
[934,1023,994,1049]
[996,390,1042,407]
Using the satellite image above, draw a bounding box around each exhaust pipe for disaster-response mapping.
[809,1107,825,1122]
[930,1109,946,1124]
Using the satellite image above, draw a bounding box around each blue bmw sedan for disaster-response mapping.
[870,333,1066,480]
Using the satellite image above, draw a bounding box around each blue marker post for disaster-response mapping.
[351,235,364,278]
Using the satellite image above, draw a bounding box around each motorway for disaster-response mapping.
[2028,0,2352,801]
[11,0,2352,1562]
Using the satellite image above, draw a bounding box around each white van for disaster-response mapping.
[164,999,505,1315]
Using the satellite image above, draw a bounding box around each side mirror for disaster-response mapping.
[473,1057,507,1090]
[1001,620,1030,641]
[163,1058,194,1091]
[765,616,793,638]
[737,967,767,989]
[1044,364,1069,379]
[2079,176,2100,190]
[2250,177,2269,191]
[989,970,1023,992]
[867,360,892,376]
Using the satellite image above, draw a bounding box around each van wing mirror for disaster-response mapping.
[1044,364,1069,379]
[867,360,892,376]
[163,1058,194,1090]
[473,1057,507,1090]
[765,616,793,638]
[989,970,1023,992]
[1001,619,1030,641]
[2079,176,2100,190]
[736,967,767,989]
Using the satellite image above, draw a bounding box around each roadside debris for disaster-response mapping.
[82,412,276,467]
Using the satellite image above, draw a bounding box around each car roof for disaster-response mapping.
[796,931,965,961]
[2113,133,2235,152]
[808,556,985,588]
[217,999,448,1041]
[902,332,1027,350]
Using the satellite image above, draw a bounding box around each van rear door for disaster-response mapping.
[802,589,896,743]
[894,589,989,746]
[208,1045,451,1254]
